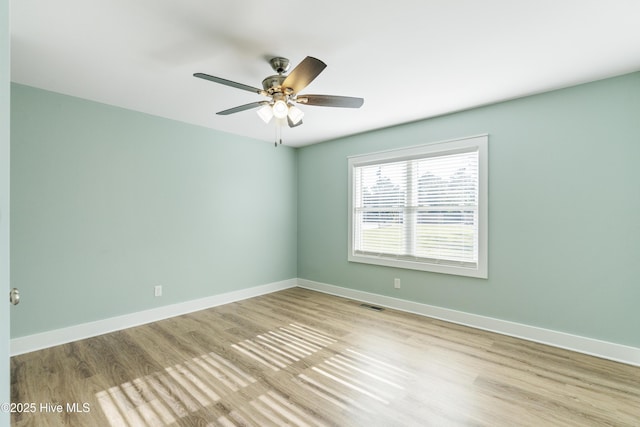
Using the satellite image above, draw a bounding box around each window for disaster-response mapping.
[348,135,488,278]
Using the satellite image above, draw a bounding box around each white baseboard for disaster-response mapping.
[10,278,297,356]
[297,279,640,367]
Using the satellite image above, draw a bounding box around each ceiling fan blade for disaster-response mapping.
[281,56,326,94]
[296,94,364,108]
[217,101,268,115]
[194,73,264,95]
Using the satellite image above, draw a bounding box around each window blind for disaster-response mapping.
[353,149,479,269]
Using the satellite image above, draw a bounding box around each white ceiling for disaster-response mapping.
[10,0,640,147]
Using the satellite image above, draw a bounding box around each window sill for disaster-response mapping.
[348,253,487,279]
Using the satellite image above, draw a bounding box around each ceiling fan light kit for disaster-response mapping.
[194,56,364,146]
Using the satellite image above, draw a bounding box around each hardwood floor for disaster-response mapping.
[10,288,640,426]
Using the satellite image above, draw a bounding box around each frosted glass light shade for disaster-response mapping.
[257,104,274,123]
[272,100,288,119]
[287,105,304,125]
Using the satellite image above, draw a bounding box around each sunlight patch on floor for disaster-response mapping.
[95,323,335,426]
[231,323,336,371]
[96,350,256,426]
[298,347,413,409]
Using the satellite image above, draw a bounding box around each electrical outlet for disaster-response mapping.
[394,278,401,289]
[154,285,162,297]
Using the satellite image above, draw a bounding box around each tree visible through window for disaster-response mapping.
[348,135,488,278]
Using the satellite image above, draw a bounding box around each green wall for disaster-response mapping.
[297,72,640,347]
[10,84,298,337]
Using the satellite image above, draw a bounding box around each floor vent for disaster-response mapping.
[360,303,384,312]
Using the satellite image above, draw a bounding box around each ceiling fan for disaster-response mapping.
[194,56,364,145]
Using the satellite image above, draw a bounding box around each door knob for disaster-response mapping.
[9,288,19,305]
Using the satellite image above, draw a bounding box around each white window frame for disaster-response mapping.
[348,134,488,278]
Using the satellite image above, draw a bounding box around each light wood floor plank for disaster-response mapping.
[11,288,640,426]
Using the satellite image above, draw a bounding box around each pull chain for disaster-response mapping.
[274,122,283,147]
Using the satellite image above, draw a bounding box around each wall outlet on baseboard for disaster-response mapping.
[394,278,401,289]
[154,285,162,297]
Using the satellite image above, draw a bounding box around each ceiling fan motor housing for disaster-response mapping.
[262,74,287,93]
